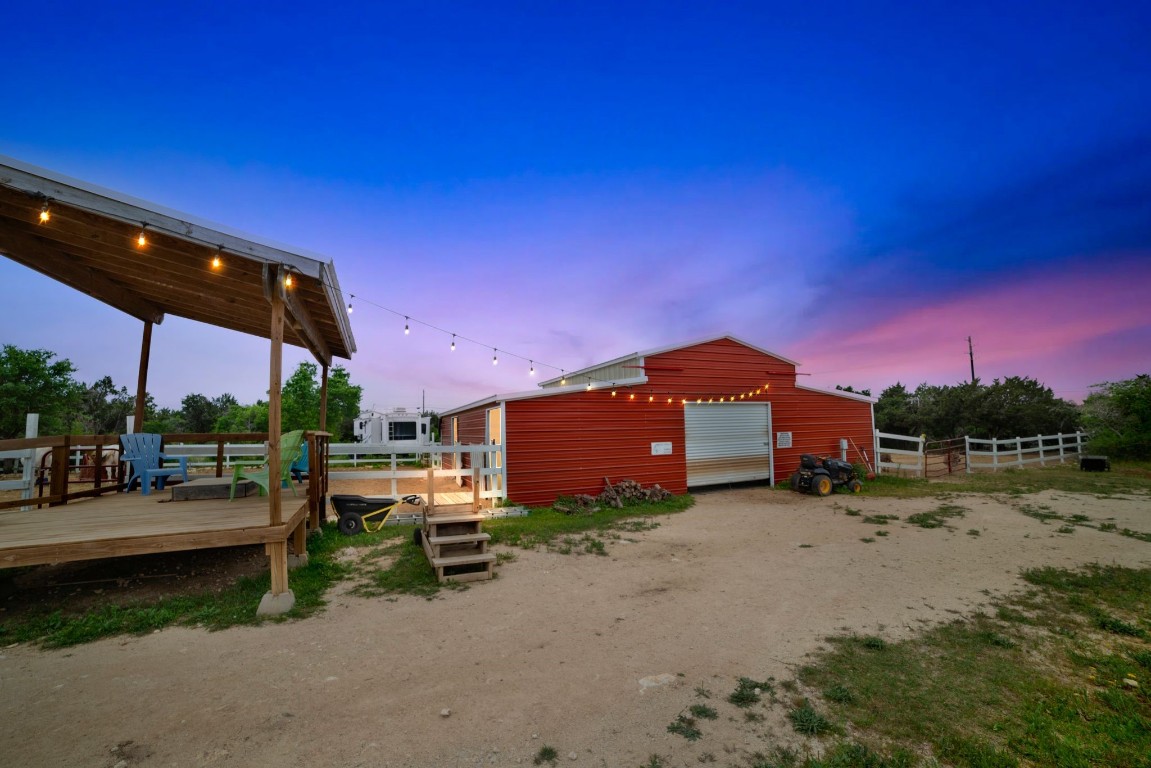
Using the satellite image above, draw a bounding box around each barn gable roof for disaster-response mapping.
[535,334,799,388]
[442,335,815,417]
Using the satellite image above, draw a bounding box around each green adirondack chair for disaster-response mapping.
[230,429,306,500]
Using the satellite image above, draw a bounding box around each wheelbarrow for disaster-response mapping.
[331,494,424,535]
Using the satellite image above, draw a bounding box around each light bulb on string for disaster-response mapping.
[560,371,566,385]
[136,224,147,248]
[404,317,410,335]
[586,380,592,391]
[211,246,223,270]
[492,349,498,365]
[283,271,293,288]
[667,397,673,404]
[450,335,456,352]
[38,203,50,224]
[530,361,535,376]
[648,395,654,402]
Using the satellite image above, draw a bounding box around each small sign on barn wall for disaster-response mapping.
[776,432,793,449]
[651,441,673,456]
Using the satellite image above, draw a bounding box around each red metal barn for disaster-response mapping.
[440,336,875,506]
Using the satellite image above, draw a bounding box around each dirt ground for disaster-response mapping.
[1,483,1149,768]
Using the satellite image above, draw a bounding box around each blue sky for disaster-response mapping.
[3,1,1149,412]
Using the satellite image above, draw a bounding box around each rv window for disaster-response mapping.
[421,423,427,435]
[389,421,417,441]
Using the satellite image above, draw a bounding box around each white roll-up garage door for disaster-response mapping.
[684,402,773,487]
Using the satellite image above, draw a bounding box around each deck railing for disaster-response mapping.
[0,431,330,518]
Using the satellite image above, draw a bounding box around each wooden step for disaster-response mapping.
[428,532,490,546]
[431,551,496,568]
[425,512,485,525]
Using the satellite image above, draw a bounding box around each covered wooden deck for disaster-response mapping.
[0,483,313,569]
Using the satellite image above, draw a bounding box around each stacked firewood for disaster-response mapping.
[553,478,673,514]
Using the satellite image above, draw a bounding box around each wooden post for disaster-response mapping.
[472,466,480,512]
[426,467,435,515]
[48,438,69,506]
[133,321,153,432]
[319,364,329,431]
[215,439,225,478]
[256,266,294,617]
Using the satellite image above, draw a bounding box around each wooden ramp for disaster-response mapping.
[418,512,494,584]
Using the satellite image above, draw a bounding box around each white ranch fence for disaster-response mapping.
[874,431,925,476]
[964,432,1087,473]
[874,430,1087,478]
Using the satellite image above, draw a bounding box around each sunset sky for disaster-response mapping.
[3,1,1149,412]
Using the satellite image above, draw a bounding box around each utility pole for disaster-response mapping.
[967,336,976,383]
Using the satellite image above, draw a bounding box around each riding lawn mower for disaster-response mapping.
[789,454,862,496]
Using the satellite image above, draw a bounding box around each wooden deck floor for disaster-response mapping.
[0,483,311,568]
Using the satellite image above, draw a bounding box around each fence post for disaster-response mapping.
[918,435,925,478]
[1058,433,1065,462]
[19,414,40,510]
[873,430,882,476]
[964,436,971,474]
[1037,434,1045,467]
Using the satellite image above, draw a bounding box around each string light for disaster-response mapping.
[667,397,673,404]
[404,317,410,335]
[611,389,617,397]
[136,224,147,248]
[283,271,293,288]
[492,349,498,365]
[450,335,456,351]
[629,393,635,400]
[38,202,50,224]
[211,246,223,270]
[560,371,566,385]
[530,361,535,376]
[648,395,654,402]
[586,379,592,391]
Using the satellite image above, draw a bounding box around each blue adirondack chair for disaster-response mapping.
[290,441,310,483]
[230,429,306,500]
[120,433,189,495]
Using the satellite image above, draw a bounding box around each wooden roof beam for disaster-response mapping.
[263,264,331,366]
[0,229,165,324]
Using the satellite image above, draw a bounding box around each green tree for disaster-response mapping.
[0,345,81,438]
[74,376,134,434]
[975,376,1079,438]
[280,362,362,441]
[874,383,919,435]
[1082,374,1151,459]
[179,393,237,434]
[326,366,362,442]
[281,362,321,433]
[215,401,269,433]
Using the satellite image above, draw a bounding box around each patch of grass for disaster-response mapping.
[823,684,855,704]
[844,508,862,516]
[743,710,765,723]
[861,514,898,525]
[689,703,718,720]
[667,714,702,741]
[966,528,981,536]
[875,530,889,537]
[0,521,409,648]
[797,564,1151,768]
[787,701,835,736]
[641,756,665,768]
[728,676,774,707]
[863,462,1151,498]
[1056,524,1076,534]
[860,537,876,543]
[485,495,693,551]
[798,543,814,548]
[906,503,967,529]
[1099,521,1118,532]
[533,745,558,765]
[694,686,711,699]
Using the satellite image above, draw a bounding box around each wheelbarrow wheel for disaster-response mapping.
[848,479,863,493]
[789,471,801,492]
[812,473,833,497]
[338,513,364,536]
[413,528,423,547]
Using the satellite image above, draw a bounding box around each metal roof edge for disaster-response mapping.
[441,376,650,416]
[0,154,333,277]
[796,383,878,403]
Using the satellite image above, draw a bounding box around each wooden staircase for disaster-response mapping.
[419,512,495,583]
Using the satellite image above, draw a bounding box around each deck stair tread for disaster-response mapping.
[430,551,497,567]
[428,532,490,546]
[425,513,485,524]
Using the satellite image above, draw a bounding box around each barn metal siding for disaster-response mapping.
[449,338,874,506]
[503,390,687,506]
